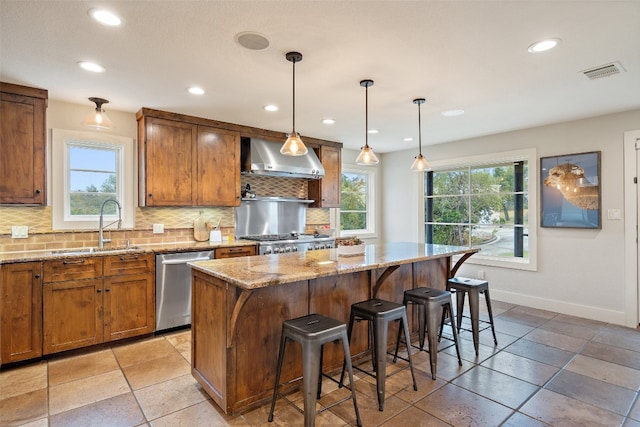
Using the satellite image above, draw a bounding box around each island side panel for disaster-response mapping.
[191,270,228,410]
[414,258,449,290]
[373,263,414,342]
[309,271,370,368]
[232,279,309,413]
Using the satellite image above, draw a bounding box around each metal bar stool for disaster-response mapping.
[268,313,362,427]
[340,299,417,411]
[446,277,498,355]
[397,287,462,380]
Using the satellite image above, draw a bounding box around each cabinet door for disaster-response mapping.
[0,262,43,364]
[214,245,257,259]
[0,88,47,204]
[103,273,155,341]
[141,117,197,206]
[196,126,241,206]
[309,146,341,208]
[43,279,103,354]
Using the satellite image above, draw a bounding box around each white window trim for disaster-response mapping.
[420,148,537,271]
[51,129,135,230]
[337,166,377,239]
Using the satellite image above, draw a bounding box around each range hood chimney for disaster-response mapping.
[241,137,325,179]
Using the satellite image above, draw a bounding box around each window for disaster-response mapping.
[423,149,537,270]
[67,143,120,218]
[340,167,376,236]
[51,129,135,230]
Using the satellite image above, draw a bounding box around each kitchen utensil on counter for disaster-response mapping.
[193,212,209,241]
[241,184,256,198]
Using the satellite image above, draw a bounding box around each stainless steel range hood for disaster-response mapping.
[241,137,325,179]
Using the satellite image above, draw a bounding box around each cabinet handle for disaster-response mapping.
[105,288,110,292]
[63,259,86,265]
[97,289,102,293]
[35,189,41,194]
[148,193,153,197]
[119,255,139,260]
[34,274,41,279]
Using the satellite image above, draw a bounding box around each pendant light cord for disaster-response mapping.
[365,83,369,148]
[417,100,422,155]
[292,58,296,133]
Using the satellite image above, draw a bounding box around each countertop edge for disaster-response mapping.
[0,240,257,264]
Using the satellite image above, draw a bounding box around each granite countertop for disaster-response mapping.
[190,242,478,290]
[0,239,257,264]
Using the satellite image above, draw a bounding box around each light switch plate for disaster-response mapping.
[607,209,621,220]
[11,226,29,238]
[153,223,164,234]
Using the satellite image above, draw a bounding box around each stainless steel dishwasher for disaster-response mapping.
[156,250,213,331]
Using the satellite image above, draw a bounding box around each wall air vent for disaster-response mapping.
[581,61,625,80]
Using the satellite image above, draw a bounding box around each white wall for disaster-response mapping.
[382,109,640,326]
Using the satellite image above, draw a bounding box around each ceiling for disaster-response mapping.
[2,1,639,154]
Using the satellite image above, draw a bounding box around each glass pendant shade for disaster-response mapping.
[356,79,379,165]
[410,153,430,171]
[356,145,379,165]
[81,97,113,130]
[281,52,308,156]
[280,132,307,156]
[410,98,430,171]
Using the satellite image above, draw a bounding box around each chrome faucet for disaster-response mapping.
[99,198,122,249]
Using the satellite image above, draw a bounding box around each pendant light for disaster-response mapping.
[410,98,430,171]
[355,79,379,165]
[281,51,308,156]
[81,97,113,130]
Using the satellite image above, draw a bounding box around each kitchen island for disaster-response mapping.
[189,242,478,414]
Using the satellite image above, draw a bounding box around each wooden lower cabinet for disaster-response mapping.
[43,279,103,354]
[103,273,155,341]
[42,253,155,355]
[0,262,43,364]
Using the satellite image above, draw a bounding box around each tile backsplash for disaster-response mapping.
[0,175,331,253]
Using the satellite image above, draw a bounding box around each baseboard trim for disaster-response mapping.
[491,289,626,326]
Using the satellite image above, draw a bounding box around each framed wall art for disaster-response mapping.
[540,151,601,229]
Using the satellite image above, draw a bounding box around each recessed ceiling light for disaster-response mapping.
[368,129,379,134]
[188,87,205,95]
[235,32,270,50]
[403,137,414,142]
[88,9,122,26]
[441,109,465,117]
[263,105,278,112]
[77,61,105,73]
[322,118,335,125]
[527,38,561,53]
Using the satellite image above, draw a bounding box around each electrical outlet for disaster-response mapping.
[477,270,485,280]
[11,226,29,239]
[153,224,164,234]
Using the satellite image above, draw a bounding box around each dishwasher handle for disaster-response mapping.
[161,256,212,265]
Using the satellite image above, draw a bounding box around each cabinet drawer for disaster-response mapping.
[104,253,154,276]
[214,246,256,259]
[43,257,102,283]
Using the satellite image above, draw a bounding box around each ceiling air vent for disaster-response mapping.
[581,61,625,80]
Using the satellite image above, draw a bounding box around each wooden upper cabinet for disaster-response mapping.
[139,117,198,206]
[0,82,48,204]
[196,126,240,206]
[309,145,341,208]
[137,111,241,207]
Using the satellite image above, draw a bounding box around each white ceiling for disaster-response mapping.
[2,1,639,153]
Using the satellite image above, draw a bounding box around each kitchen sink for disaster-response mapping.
[48,246,143,256]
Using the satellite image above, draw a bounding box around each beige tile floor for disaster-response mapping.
[2,300,640,427]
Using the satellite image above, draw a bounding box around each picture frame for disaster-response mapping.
[540,151,601,229]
